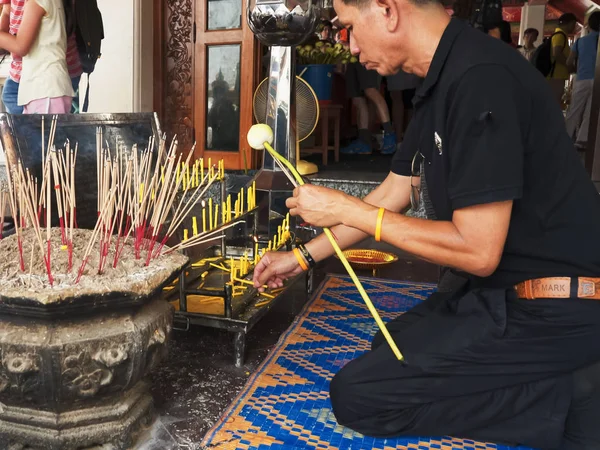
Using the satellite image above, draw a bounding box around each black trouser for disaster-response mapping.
[329,282,600,449]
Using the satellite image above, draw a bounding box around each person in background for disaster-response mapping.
[487,21,516,47]
[0,0,81,114]
[386,70,421,148]
[0,0,73,113]
[319,19,334,44]
[342,63,397,155]
[518,27,539,62]
[549,13,578,106]
[565,11,600,150]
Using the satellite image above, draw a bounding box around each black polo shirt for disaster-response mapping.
[392,18,600,288]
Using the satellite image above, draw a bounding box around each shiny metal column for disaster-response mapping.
[263,45,297,171]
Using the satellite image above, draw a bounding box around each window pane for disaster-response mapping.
[206,45,241,152]
[207,0,241,30]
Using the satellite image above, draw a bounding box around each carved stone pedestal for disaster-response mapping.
[0,297,173,450]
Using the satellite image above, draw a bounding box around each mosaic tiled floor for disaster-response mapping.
[201,275,535,450]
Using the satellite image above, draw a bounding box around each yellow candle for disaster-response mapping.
[200,158,203,182]
[183,229,188,241]
[187,164,191,188]
[214,204,219,228]
[278,226,282,244]
[202,202,206,232]
[192,216,198,235]
[208,158,212,178]
[176,164,180,184]
[240,188,244,213]
[208,198,213,230]
[268,240,272,251]
[252,181,256,208]
[254,243,259,264]
[227,195,232,221]
[247,188,251,210]
[222,201,226,224]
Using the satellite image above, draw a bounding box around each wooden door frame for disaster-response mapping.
[194,0,257,170]
[153,0,196,152]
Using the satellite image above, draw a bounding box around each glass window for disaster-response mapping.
[206,45,241,152]
[207,0,241,30]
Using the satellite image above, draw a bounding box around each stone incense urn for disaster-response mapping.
[0,229,188,450]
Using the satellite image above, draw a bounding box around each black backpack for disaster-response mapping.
[73,0,104,111]
[531,31,566,77]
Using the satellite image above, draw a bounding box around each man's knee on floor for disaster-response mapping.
[330,367,417,437]
[329,368,358,426]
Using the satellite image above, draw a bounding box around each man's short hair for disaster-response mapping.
[559,13,577,25]
[524,28,539,37]
[588,11,600,32]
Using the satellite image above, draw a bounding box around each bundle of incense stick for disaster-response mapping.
[4,117,244,287]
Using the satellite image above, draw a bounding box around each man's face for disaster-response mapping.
[524,31,537,46]
[565,21,576,34]
[333,0,403,75]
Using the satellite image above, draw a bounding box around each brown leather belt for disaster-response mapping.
[515,277,600,300]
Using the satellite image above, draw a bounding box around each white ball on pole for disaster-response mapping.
[247,124,274,150]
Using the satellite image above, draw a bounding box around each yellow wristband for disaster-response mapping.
[293,248,309,271]
[375,207,385,242]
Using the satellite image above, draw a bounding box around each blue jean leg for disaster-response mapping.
[2,78,23,114]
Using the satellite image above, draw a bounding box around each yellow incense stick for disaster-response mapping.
[262,140,403,361]
[209,263,229,272]
[240,187,244,213]
[235,277,267,289]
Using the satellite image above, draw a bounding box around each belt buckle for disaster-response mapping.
[580,280,596,297]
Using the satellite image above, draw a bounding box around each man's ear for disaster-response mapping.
[374,0,399,33]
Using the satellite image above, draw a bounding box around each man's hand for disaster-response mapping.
[285,185,351,228]
[253,251,303,291]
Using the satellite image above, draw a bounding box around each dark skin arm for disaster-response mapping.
[286,184,512,277]
[0,0,45,57]
[254,181,512,289]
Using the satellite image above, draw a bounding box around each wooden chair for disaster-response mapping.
[300,103,342,166]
